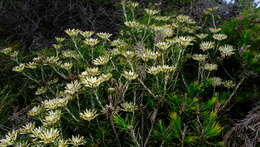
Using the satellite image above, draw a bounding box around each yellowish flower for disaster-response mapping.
[210,77,222,87]
[219,45,235,57]
[209,27,221,33]
[19,122,35,134]
[65,29,80,37]
[124,21,142,28]
[84,38,99,46]
[213,34,227,41]
[80,67,100,77]
[97,32,112,40]
[64,80,81,95]
[196,34,208,39]
[32,127,60,144]
[58,139,68,147]
[192,54,208,62]
[92,55,111,66]
[35,87,48,95]
[222,80,235,89]
[69,135,86,146]
[121,50,136,59]
[80,31,94,38]
[200,41,215,51]
[28,105,43,117]
[43,110,62,126]
[60,62,73,71]
[121,102,138,112]
[12,64,25,72]
[153,16,171,21]
[127,1,139,8]
[111,39,127,48]
[55,37,65,43]
[42,98,68,110]
[0,47,13,55]
[178,36,194,47]
[140,50,160,61]
[147,66,162,75]
[62,50,80,59]
[80,109,98,121]
[0,130,17,146]
[26,62,37,69]
[176,15,196,24]
[81,74,111,88]
[144,9,159,16]
[122,71,138,80]
[155,42,171,50]
[203,63,218,71]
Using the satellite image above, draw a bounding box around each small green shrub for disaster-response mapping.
[221,8,260,49]
[0,1,243,146]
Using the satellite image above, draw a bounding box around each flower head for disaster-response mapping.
[80,31,94,38]
[124,21,143,28]
[140,50,160,61]
[92,56,111,66]
[26,62,38,69]
[200,41,215,51]
[176,15,196,24]
[213,34,227,41]
[80,109,98,121]
[0,130,17,146]
[203,63,218,71]
[209,28,221,33]
[43,110,62,126]
[19,122,35,134]
[28,105,43,116]
[81,74,111,88]
[178,36,194,47]
[35,87,48,95]
[60,62,73,71]
[32,127,59,144]
[42,98,68,110]
[69,135,86,146]
[144,9,159,16]
[196,34,208,39]
[121,51,135,59]
[84,38,99,46]
[210,77,222,87]
[192,54,208,62]
[155,42,171,50]
[12,64,25,72]
[122,71,138,80]
[222,80,235,89]
[65,80,81,95]
[127,1,139,8]
[65,29,81,37]
[219,45,235,57]
[97,32,112,40]
[121,102,138,112]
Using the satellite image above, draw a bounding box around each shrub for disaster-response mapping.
[221,8,260,49]
[0,1,242,146]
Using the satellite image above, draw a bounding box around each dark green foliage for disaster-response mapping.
[221,8,260,49]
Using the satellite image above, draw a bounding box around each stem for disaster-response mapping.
[51,66,66,78]
[221,76,246,110]
[211,14,216,28]
[138,78,157,98]
[72,37,85,61]
[110,115,122,147]
[65,107,79,122]
[77,95,81,111]
[121,0,128,21]
[94,89,104,109]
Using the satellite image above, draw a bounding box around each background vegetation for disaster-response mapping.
[0,0,259,146]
